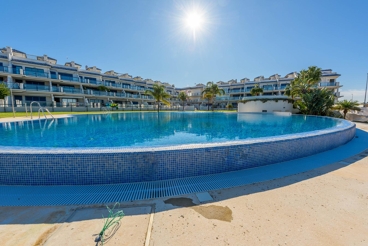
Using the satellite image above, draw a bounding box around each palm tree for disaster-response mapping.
[144,83,171,113]
[305,66,322,84]
[250,84,263,96]
[285,66,322,99]
[332,100,361,119]
[300,88,334,116]
[178,91,189,111]
[0,83,10,101]
[201,82,225,111]
[97,85,110,95]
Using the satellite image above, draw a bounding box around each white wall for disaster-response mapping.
[238,99,294,113]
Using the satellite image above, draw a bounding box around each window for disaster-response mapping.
[329,79,335,82]
[14,96,22,101]
[85,77,97,83]
[59,73,73,81]
[89,99,103,103]
[25,67,44,73]
[12,65,22,74]
[25,81,44,85]
[25,96,46,102]
[61,98,77,103]
[50,71,57,79]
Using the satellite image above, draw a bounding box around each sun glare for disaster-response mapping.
[185,11,204,31]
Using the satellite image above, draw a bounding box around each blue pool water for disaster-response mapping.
[0,112,341,148]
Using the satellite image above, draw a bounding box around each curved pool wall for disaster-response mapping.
[0,116,356,186]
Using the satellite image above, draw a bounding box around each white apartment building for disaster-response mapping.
[0,46,342,110]
[178,71,342,108]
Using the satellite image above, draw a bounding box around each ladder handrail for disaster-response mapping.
[30,101,42,119]
[44,108,55,119]
[30,101,55,120]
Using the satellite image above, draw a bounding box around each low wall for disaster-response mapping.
[238,97,296,113]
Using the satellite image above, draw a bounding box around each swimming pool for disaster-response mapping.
[0,112,356,185]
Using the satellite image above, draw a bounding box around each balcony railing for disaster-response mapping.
[0,66,8,73]
[0,82,21,89]
[24,84,50,91]
[262,87,274,91]
[319,82,337,87]
[61,76,80,82]
[216,96,242,101]
[62,87,82,94]
[24,70,49,78]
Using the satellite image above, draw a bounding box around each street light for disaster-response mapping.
[7,79,15,118]
[364,73,368,107]
[351,94,353,101]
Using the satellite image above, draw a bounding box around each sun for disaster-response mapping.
[185,11,204,31]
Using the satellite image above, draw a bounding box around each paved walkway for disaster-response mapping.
[0,114,72,123]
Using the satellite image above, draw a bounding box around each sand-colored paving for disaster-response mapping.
[0,123,367,245]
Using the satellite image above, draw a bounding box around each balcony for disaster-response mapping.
[59,76,80,82]
[319,82,337,87]
[0,82,15,89]
[126,94,140,98]
[62,87,82,94]
[24,84,50,91]
[115,92,126,98]
[24,70,49,78]
[52,86,81,94]
[228,89,244,93]
[142,95,154,100]
[92,90,108,96]
[0,66,9,73]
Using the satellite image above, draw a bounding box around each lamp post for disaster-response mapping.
[10,86,15,118]
[364,73,368,107]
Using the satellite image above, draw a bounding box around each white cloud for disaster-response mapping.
[339,89,367,102]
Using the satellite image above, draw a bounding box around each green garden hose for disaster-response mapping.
[95,203,125,245]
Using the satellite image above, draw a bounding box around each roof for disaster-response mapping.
[51,64,78,71]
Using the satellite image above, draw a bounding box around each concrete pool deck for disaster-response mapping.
[0,123,367,245]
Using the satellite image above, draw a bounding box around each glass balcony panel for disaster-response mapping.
[0,66,9,72]
[320,82,336,87]
[52,86,60,92]
[24,70,49,78]
[24,84,50,91]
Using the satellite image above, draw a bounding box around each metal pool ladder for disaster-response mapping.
[30,101,55,120]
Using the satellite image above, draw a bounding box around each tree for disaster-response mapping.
[0,83,10,100]
[285,66,322,99]
[144,83,171,113]
[178,91,189,111]
[299,88,335,116]
[285,66,336,116]
[250,84,263,96]
[226,103,234,110]
[97,85,110,93]
[201,82,225,111]
[332,100,361,119]
[203,93,212,111]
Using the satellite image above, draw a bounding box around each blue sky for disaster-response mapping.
[2,0,368,101]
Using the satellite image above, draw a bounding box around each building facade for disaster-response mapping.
[177,71,342,109]
[0,46,342,110]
